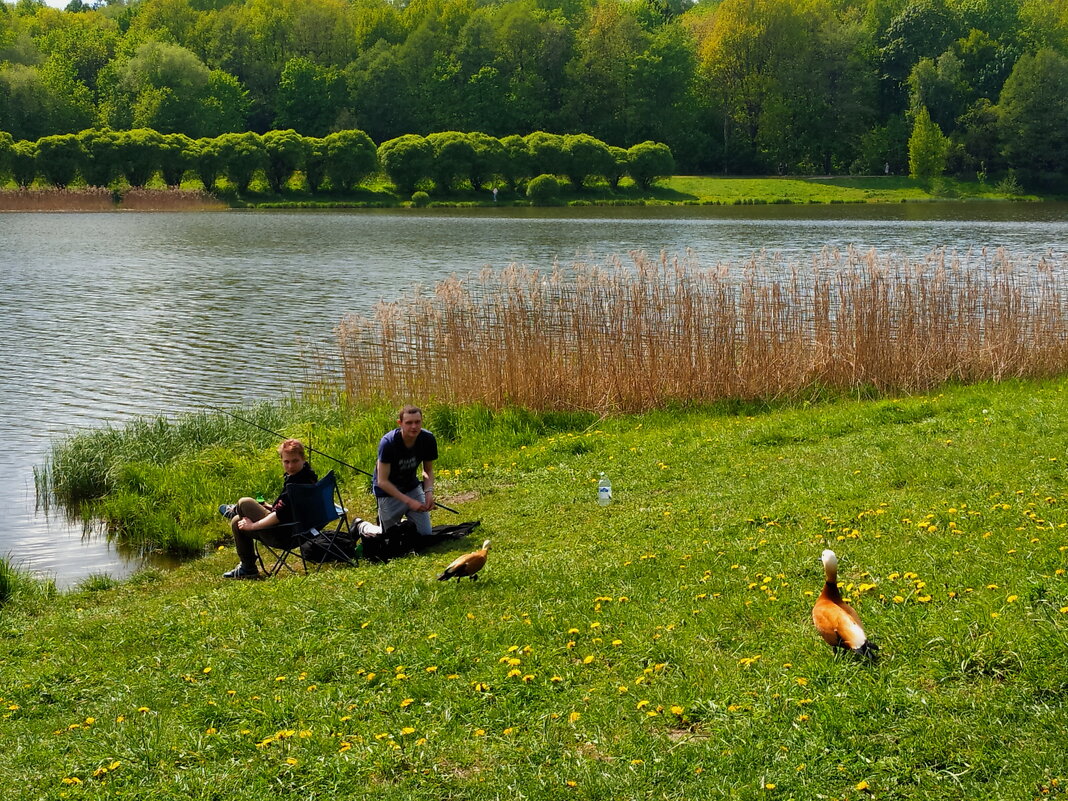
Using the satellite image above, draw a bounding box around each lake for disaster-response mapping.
[3,203,1067,587]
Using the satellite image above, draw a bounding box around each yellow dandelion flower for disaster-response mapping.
[400,727,416,735]
[61,778,82,785]
[474,729,486,736]
[670,705,684,716]
[856,780,870,791]
[286,758,298,766]
[400,698,414,708]
[582,655,595,664]
[426,666,438,673]
[568,712,581,723]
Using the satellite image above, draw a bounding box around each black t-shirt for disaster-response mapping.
[373,429,438,497]
[272,462,318,523]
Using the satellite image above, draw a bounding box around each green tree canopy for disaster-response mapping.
[116,128,166,188]
[378,133,434,194]
[77,128,120,187]
[426,130,476,193]
[908,105,949,179]
[35,132,82,187]
[274,57,349,137]
[998,48,1068,178]
[10,139,38,187]
[627,140,674,188]
[322,128,377,191]
[261,128,307,192]
[214,130,266,192]
[563,133,613,187]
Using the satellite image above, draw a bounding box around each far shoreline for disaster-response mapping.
[0,174,1052,212]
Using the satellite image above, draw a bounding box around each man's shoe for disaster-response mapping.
[222,564,260,580]
[219,504,236,520]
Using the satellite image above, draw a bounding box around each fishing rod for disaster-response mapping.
[208,404,459,514]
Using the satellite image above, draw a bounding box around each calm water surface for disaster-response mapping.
[2,203,1066,586]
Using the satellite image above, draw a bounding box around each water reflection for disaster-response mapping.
[3,204,1066,587]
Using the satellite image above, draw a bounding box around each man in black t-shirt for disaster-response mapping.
[356,405,438,538]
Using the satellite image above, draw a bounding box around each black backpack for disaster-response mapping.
[361,520,481,563]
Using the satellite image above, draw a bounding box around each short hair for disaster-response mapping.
[398,405,423,421]
[278,438,306,459]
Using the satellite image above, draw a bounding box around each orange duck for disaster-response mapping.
[437,540,491,581]
[812,549,878,659]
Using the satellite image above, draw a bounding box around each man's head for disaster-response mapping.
[398,405,423,442]
[278,439,307,475]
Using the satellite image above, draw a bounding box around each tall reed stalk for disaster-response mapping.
[335,248,1068,412]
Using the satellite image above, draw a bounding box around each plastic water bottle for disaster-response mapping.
[597,472,612,506]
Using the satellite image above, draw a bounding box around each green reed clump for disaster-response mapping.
[335,248,1068,412]
[0,556,55,609]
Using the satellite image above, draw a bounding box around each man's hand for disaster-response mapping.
[237,517,256,532]
[425,490,436,511]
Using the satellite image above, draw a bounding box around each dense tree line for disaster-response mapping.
[1,0,1067,184]
[0,125,675,193]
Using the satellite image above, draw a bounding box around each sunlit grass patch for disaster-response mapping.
[15,378,1068,798]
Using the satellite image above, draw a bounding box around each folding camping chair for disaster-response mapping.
[254,470,359,576]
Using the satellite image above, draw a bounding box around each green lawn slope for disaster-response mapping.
[4,379,1067,799]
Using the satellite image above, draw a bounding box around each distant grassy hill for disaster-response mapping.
[5,378,1067,798]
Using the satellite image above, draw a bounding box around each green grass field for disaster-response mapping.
[6,379,1068,799]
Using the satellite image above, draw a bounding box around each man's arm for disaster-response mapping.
[422,460,436,510]
[376,460,429,512]
[237,511,278,532]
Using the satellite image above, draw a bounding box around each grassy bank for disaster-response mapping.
[0,174,1041,211]
[8,378,1068,799]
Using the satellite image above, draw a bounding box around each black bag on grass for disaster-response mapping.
[300,529,361,563]
[361,520,480,563]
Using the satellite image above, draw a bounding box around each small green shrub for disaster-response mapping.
[526,173,561,204]
[411,190,430,207]
[77,573,121,593]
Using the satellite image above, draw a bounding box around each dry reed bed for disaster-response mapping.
[0,187,115,211]
[335,249,1068,412]
[0,187,224,211]
[119,188,225,211]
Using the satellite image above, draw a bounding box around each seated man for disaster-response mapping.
[218,438,318,579]
[356,405,438,538]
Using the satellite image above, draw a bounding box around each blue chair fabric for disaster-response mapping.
[254,470,359,576]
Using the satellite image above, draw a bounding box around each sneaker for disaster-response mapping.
[222,564,260,580]
[353,518,380,538]
[218,504,236,520]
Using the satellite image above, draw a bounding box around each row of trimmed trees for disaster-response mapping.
[0,128,675,195]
